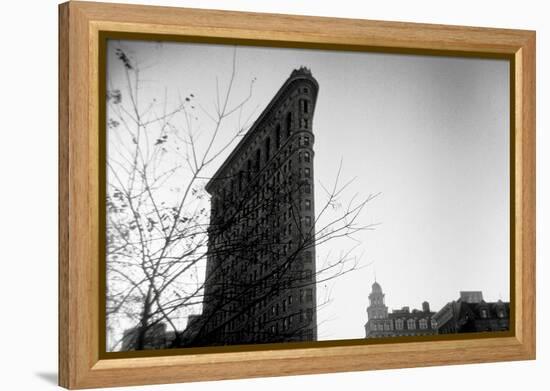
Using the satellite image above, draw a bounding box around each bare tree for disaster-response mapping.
[106,44,257,351]
[180,162,378,347]
[105,44,377,351]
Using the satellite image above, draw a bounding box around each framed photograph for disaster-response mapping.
[59,1,536,389]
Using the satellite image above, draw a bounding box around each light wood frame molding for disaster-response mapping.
[58,1,536,389]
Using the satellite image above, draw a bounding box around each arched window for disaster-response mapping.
[407,318,416,330]
[265,137,271,162]
[419,319,428,329]
[286,112,292,137]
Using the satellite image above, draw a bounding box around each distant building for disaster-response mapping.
[433,291,509,334]
[181,67,319,346]
[121,323,175,351]
[364,281,437,338]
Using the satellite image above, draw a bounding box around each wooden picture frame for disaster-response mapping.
[59,1,536,389]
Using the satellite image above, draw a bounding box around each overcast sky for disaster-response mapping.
[107,40,510,342]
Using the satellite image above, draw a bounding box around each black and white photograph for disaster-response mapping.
[105,39,510,352]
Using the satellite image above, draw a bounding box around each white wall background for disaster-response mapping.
[0,0,546,389]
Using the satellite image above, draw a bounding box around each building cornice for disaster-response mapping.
[205,68,318,194]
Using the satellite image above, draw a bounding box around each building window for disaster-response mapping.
[255,149,261,171]
[305,216,312,226]
[304,151,311,162]
[407,319,416,330]
[265,137,271,162]
[306,288,313,302]
[305,199,311,211]
[304,167,311,178]
[419,319,428,329]
[301,99,309,114]
[395,319,404,330]
[304,183,311,194]
[430,319,438,329]
[304,251,312,263]
[286,112,292,137]
[306,308,313,322]
[303,87,309,94]
[238,171,244,191]
[300,118,309,129]
[480,309,488,318]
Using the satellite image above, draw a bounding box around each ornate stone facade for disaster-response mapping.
[364,282,437,338]
[183,68,319,346]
